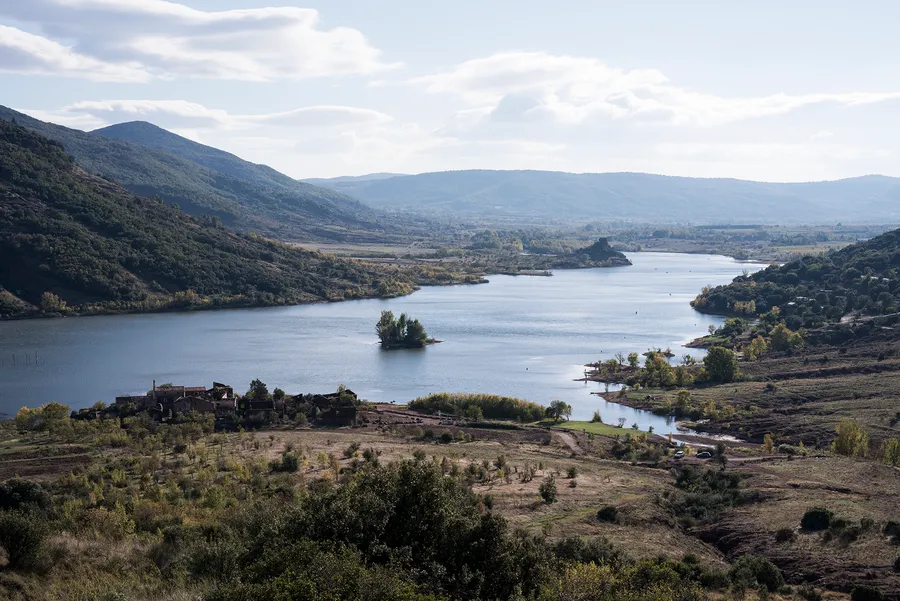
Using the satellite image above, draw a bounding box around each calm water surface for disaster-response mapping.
[0,253,764,433]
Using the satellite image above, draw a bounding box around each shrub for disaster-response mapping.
[728,554,784,592]
[774,528,794,543]
[797,584,823,601]
[539,476,558,504]
[362,448,380,464]
[0,480,52,513]
[883,520,900,543]
[343,442,360,458]
[566,466,578,479]
[597,506,619,523]
[440,432,453,444]
[551,536,622,566]
[850,584,884,601]
[800,507,833,531]
[893,556,900,573]
[0,510,47,570]
[271,452,299,473]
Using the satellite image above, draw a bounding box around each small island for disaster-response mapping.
[549,237,632,269]
[376,310,438,349]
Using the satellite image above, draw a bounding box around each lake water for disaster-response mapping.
[0,252,765,433]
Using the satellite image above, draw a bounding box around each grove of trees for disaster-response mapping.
[376,310,430,348]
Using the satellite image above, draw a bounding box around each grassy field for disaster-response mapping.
[548,420,644,437]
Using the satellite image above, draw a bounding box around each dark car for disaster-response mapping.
[696,451,712,459]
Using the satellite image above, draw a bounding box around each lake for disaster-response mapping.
[0,252,765,433]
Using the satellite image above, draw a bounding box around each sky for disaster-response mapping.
[1,0,899,181]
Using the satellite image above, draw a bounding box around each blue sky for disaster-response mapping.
[2,0,899,180]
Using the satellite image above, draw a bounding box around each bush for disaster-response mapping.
[893,556,900,573]
[800,507,833,531]
[552,536,621,565]
[883,520,900,543]
[728,554,784,592]
[797,584,823,601]
[596,506,619,523]
[774,528,794,543]
[0,480,52,512]
[343,442,360,458]
[566,466,578,479]
[271,452,299,473]
[850,584,884,601]
[0,509,47,570]
[539,476,558,504]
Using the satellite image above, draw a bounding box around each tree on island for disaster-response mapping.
[376,310,431,348]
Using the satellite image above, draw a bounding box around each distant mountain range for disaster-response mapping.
[0,107,395,241]
[305,170,900,224]
[0,119,415,318]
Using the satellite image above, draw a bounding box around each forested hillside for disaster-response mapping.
[0,107,391,241]
[0,120,422,318]
[692,228,900,338]
[307,169,900,224]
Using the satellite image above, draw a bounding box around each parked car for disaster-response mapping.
[673,450,685,458]
[696,451,712,459]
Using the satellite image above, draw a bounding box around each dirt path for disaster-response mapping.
[555,431,585,455]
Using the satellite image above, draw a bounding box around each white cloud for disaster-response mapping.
[0,24,149,81]
[0,1,398,81]
[414,51,900,128]
[33,99,393,131]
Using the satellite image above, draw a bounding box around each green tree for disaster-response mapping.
[547,400,572,422]
[404,318,428,345]
[744,336,767,360]
[39,291,67,313]
[832,419,869,457]
[539,475,558,504]
[247,379,270,403]
[703,346,739,383]
[376,310,430,347]
[0,510,47,570]
[769,323,793,352]
[881,438,900,467]
[627,352,640,368]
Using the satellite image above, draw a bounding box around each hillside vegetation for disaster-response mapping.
[692,228,900,341]
[0,120,433,318]
[0,107,393,241]
[307,169,900,224]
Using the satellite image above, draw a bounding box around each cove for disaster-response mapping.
[0,252,766,433]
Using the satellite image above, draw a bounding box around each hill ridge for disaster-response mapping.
[306,169,900,224]
[0,119,418,319]
[0,106,389,241]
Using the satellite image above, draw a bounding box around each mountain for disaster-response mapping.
[692,227,900,339]
[0,107,391,241]
[307,170,900,224]
[303,173,407,186]
[93,121,301,190]
[0,119,416,319]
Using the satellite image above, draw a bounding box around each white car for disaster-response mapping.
[673,450,685,458]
